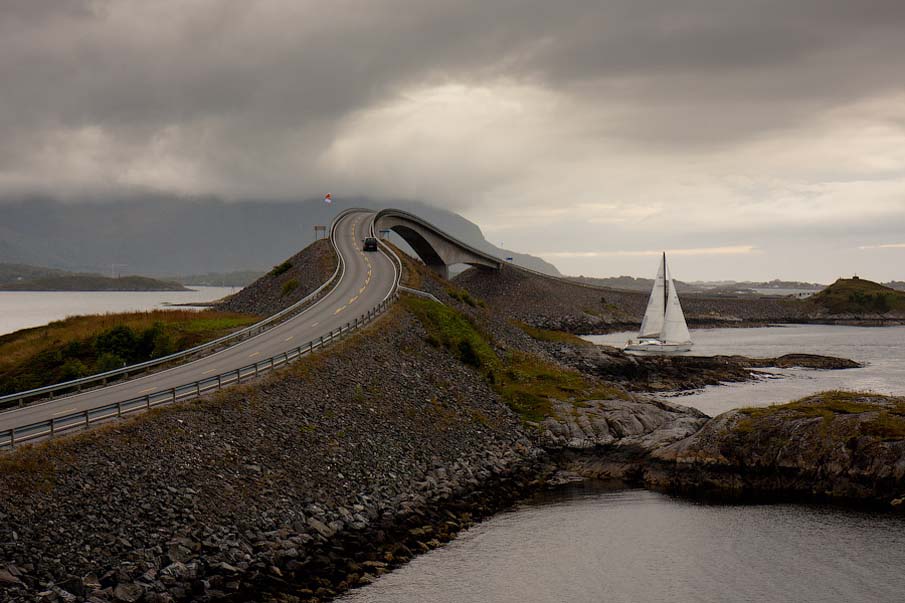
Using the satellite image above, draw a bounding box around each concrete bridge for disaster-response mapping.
[374,208,503,279]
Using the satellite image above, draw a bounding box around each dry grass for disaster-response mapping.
[0,310,253,370]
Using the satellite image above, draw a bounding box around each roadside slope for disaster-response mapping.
[217,238,337,316]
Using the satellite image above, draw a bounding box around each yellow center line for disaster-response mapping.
[139,387,155,394]
[53,407,78,416]
[202,368,218,375]
[349,295,358,304]
[335,305,346,314]
[359,286,366,294]
[285,335,295,341]
[249,351,261,357]
[310,321,319,327]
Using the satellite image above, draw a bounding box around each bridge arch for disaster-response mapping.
[374,209,502,279]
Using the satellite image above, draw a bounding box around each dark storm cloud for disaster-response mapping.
[3,1,904,158]
[1,0,904,281]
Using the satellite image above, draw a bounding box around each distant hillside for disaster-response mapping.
[0,197,559,277]
[0,275,189,292]
[0,263,72,286]
[177,271,264,287]
[808,278,905,314]
[570,275,699,293]
[886,281,905,292]
[570,275,825,295]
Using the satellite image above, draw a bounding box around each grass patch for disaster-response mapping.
[281,278,300,297]
[739,391,898,419]
[736,391,905,440]
[270,260,293,277]
[403,297,629,423]
[401,297,498,371]
[446,287,485,308]
[0,310,259,395]
[511,321,592,346]
[496,351,629,422]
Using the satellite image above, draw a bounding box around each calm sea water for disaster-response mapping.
[584,325,905,416]
[342,326,905,603]
[341,484,905,603]
[0,287,236,336]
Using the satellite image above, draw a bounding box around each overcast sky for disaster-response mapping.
[2,0,904,281]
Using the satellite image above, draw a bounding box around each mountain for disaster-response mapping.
[0,197,560,277]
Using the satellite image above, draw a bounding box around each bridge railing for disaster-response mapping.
[0,209,360,412]
[0,293,399,450]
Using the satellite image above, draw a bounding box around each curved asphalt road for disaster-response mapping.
[0,210,396,436]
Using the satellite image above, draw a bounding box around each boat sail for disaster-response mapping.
[625,253,692,353]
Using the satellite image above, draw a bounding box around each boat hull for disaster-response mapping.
[624,341,692,354]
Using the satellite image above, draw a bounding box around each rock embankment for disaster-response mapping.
[217,239,336,316]
[550,344,860,392]
[0,309,542,602]
[646,392,905,508]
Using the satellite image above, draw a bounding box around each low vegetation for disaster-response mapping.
[0,310,258,395]
[736,391,905,440]
[281,278,300,296]
[403,296,629,422]
[270,260,293,277]
[809,278,905,314]
[446,287,485,308]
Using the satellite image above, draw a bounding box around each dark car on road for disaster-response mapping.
[363,237,379,252]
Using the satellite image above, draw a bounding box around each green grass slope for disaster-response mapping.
[808,277,905,314]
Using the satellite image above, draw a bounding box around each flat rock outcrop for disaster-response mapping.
[551,344,860,393]
[646,392,905,508]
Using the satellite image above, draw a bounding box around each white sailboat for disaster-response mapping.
[624,252,692,353]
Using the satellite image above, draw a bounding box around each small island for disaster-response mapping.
[0,275,190,292]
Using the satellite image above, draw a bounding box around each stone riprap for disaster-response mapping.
[0,310,542,602]
[217,239,337,317]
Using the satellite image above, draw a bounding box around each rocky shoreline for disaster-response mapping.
[549,344,861,393]
[2,249,902,603]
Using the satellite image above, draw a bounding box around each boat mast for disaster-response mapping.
[662,252,668,325]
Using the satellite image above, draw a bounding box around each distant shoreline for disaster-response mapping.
[0,275,191,292]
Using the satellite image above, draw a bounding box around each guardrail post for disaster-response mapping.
[170,387,176,402]
[10,430,14,448]
[254,362,259,377]
[217,375,222,389]
[146,394,151,409]
[85,411,90,428]
[117,402,122,418]
[197,381,202,396]
[50,418,55,436]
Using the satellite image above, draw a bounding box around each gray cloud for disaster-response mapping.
[1,0,904,279]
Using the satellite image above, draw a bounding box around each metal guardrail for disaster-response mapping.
[0,208,361,411]
[0,294,398,450]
